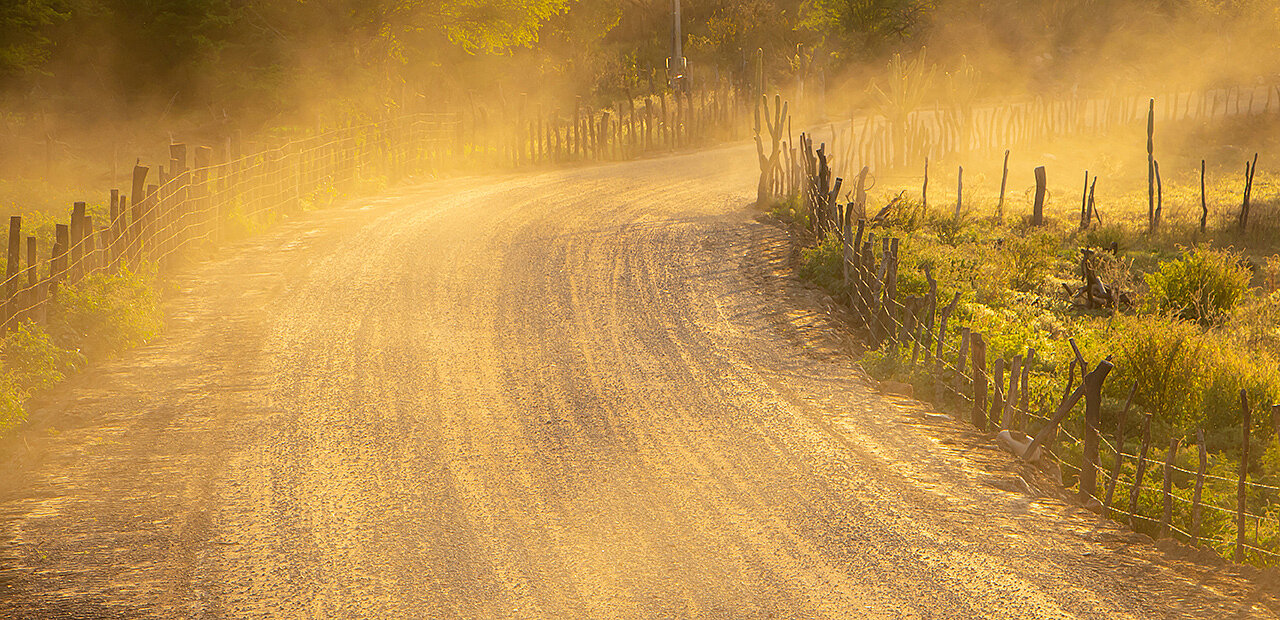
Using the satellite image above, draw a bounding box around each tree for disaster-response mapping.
[0,0,70,83]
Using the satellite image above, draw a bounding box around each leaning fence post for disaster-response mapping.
[1128,412,1154,529]
[1236,389,1251,563]
[997,149,1010,221]
[1104,381,1138,518]
[990,358,1005,428]
[1025,358,1111,461]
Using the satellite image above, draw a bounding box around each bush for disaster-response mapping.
[1003,232,1059,292]
[1108,313,1209,433]
[48,264,163,359]
[2,321,83,394]
[798,234,845,296]
[1144,248,1250,325]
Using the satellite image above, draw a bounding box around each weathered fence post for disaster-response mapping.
[971,332,987,430]
[1024,358,1111,461]
[1236,389,1251,562]
[1147,98,1156,231]
[1018,349,1032,427]
[5,216,20,321]
[935,292,959,371]
[922,157,929,211]
[70,201,86,282]
[997,150,1009,221]
[1031,166,1046,226]
[1192,428,1207,546]
[1128,412,1154,529]
[1104,381,1139,518]
[990,358,1005,428]
[1003,355,1021,428]
[24,236,36,321]
[1200,160,1208,233]
[1080,356,1110,503]
[52,224,69,292]
[1159,436,1180,538]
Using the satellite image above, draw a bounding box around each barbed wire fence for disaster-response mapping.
[762,88,1280,568]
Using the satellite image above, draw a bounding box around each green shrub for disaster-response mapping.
[1144,248,1250,325]
[2,321,83,394]
[927,211,969,246]
[0,375,26,430]
[1003,232,1059,292]
[49,264,162,359]
[798,234,845,295]
[1108,313,1209,434]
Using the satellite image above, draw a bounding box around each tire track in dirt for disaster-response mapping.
[0,145,1275,618]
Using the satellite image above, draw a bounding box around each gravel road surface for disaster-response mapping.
[0,144,1276,618]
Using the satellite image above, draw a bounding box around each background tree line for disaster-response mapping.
[2,0,1278,141]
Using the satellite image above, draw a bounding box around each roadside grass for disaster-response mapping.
[778,170,1280,563]
[0,172,361,433]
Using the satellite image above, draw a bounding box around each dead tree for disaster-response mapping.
[754,94,788,209]
[1240,153,1258,231]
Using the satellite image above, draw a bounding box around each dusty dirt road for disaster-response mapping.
[0,144,1276,618]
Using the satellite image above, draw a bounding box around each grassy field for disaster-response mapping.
[781,113,1280,565]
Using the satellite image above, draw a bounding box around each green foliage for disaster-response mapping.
[1144,248,1250,325]
[1108,313,1208,434]
[1,321,83,394]
[801,0,932,60]
[798,233,845,294]
[48,264,162,360]
[438,0,570,54]
[0,374,25,430]
[1003,232,1059,292]
[0,0,69,81]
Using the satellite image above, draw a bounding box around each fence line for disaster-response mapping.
[763,91,1280,568]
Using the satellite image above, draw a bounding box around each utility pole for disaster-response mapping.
[669,0,685,92]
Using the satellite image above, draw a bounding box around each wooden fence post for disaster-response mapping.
[935,292,959,371]
[922,157,929,211]
[1159,436,1180,538]
[1032,166,1047,226]
[990,358,1005,428]
[52,224,69,292]
[1080,356,1110,503]
[24,236,36,322]
[1236,389,1251,562]
[1025,358,1111,460]
[971,332,987,430]
[70,201,86,282]
[1192,428,1207,546]
[1128,412,1154,529]
[1104,381,1138,518]
[130,166,148,262]
[1003,355,1021,429]
[997,150,1009,221]
[1200,160,1208,233]
[1147,98,1156,230]
[6,216,20,318]
[1018,348,1032,427]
